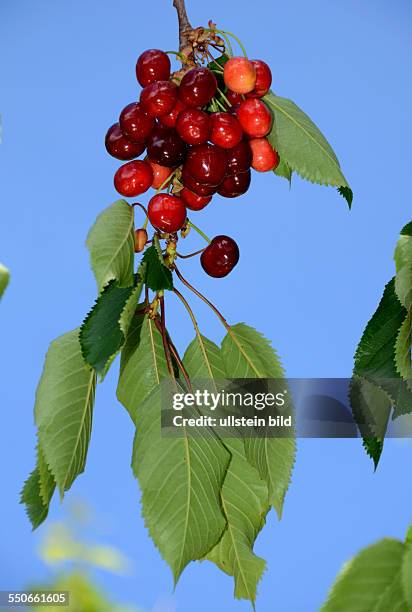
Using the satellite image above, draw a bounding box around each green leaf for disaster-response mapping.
[338,186,353,209]
[264,92,351,201]
[37,445,56,507]
[142,245,173,291]
[20,446,55,530]
[80,274,144,378]
[322,539,407,612]
[132,385,230,583]
[0,263,10,299]
[394,221,412,385]
[183,334,227,380]
[395,311,412,384]
[274,158,292,184]
[35,330,96,497]
[117,313,170,424]
[221,324,296,517]
[86,200,135,291]
[402,541,412,608]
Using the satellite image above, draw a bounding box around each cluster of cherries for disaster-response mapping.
[105,48,279,278]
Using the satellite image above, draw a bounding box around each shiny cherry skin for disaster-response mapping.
[147,125,187,167]
[180,187,212,211]
[226,90,243,106]
[236,98,272,137]
[134,228,148,253]
[160,99,186,128]
[105,123,145,160]
[119,102,154,143]
[148,193,187,233]
[181,166,218,196]
[223,57,256,94]
[218,170,251,198]
[249,138,280,172]
[149,162,173,189]
[247,60,272,98]
[179,68,217,107]
[226,141,252,175]
[210,112,243,149]
[136,49,171,86]
[140,80,178,117]
[114,160,153,197]
[201,235,240,278]
[176,109,211,145]
[185,143,228,185]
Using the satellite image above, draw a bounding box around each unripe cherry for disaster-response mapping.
[223,57,256,94]
[134,228,148,253]
[249,138,280,172]
[236,98,272,137]
[149,162,173,189]
[114,160,153,197]
[148,193,187,233]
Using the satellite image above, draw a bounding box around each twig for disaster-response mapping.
[159,294,175,377]
[172,0,192,51]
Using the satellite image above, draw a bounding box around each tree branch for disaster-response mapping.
[173,0,192,51]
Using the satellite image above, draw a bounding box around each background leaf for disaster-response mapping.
[35,330,96,497]
[21,464,54,530]
[0,262,10,299]
[142,245,173,291]
[402,541,412,608]
[86,200,135,291]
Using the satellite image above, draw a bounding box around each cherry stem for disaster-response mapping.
[217,87,231,107]
[158,293,175,378]
[174,266,231,333]
[187,221,211,244]
[214,97,227,111]
[154,317,192,390]
[132,202,148,216]
[156,170,176,194]
[166,50,190,63]
[172,0,192,52]
[173,287,209,361]
[176,247,206,259]
[216,29,248,57]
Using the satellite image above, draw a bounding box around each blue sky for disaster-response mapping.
[1,1,412,610]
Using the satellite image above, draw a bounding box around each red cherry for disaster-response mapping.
[114,160,153,197]
[160,99,187,128]
[247,60,272,98]
[181,166,218,196]
[249,138,280,172]
[148,193,187,233]
[105,123,145,160]
[217,170,251,198]
[223,57,256,94]
[149,162,173,189]
[136,49,171,87]
[179,68,217,107]
[210,112,243,149]
[226,90,243,106]
[140,81,178,117]
[147,125,187,167]
[185,143,227,185]
[176,109,211,145]
[201,235,240,278]
[119,102,154,143]
[236,98,272,137]
[226,141,252,175]
[180,187,212,211]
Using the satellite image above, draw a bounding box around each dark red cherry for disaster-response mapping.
[217,170,251,198]
[226,141,252,175]
[181,166,218,196]
[140,80,178,117]
[180,187,212,211]
[160,99,186,128]
[148,193,187,232]
[119,102,154,143]
[246,60,272,98]
[105,123,145,160]
[147,125,187,167]
[114,160,153,197]
[226,90,243,106]
[201,235,240,278]
[176,109,211,145]
[210,112,243,149]
[236,98,272,137]
[136,49,171,86]
[179,68,217,107]
[185,143,227,185]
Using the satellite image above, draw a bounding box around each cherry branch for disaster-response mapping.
[172,0,192,51]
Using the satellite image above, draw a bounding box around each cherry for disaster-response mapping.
[136,49,171,87]
[217,170,251,198]
[148,193,187,233]
[176,109,211,145]
[140,81,178,117]
[149,162,173,189]
[210,112,243,149]
[114,160,153,197]
[179,68,217,107]
[105,123,145,160]
[249,138,280,172]
[180,187,212,211]
[226,141,252,175]
[134,228,148,253]
[185,143,227,185]
[160,99,186,128]
[223,57,256,94]
[201,235,240,278]
[236,98,272,137]
[226,90,243,106]
[247,60,272,98]
[147,125,187,167]
[181,166,218,196]
[119,102,154,143]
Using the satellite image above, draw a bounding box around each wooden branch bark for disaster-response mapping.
[172,0,193,51]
